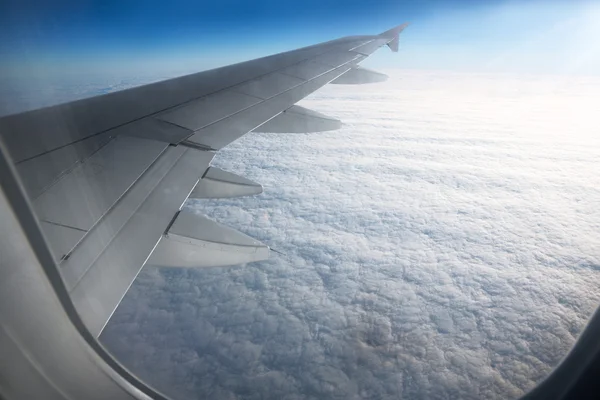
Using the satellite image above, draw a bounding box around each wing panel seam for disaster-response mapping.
[40,220,88,233]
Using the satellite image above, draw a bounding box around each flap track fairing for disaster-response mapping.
[147,209,269,268]
[190,167,262,199]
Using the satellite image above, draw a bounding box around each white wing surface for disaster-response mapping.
[0,24,408,338]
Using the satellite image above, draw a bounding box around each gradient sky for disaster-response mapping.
[1,0,600,76]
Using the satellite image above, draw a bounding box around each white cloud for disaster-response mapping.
[102,70,600,399]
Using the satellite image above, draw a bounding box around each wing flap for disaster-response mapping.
[68,147,214,336]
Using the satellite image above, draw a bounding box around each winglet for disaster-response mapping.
[379,23,409,52]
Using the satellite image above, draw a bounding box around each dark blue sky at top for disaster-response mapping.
[0,0,479,54]
[1,0,599,75]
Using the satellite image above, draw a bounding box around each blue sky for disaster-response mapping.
[1,0,600,75]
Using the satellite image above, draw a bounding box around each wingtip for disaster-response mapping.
[380,23,409,52]
[379,23,409,39]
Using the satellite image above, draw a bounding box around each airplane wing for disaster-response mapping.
[0,24,406,399]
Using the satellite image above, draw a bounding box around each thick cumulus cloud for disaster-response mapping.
[101,71,600,400]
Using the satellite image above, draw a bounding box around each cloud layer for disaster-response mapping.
[101,71,600,400]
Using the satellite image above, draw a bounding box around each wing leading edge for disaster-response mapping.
[0,24,408,341]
